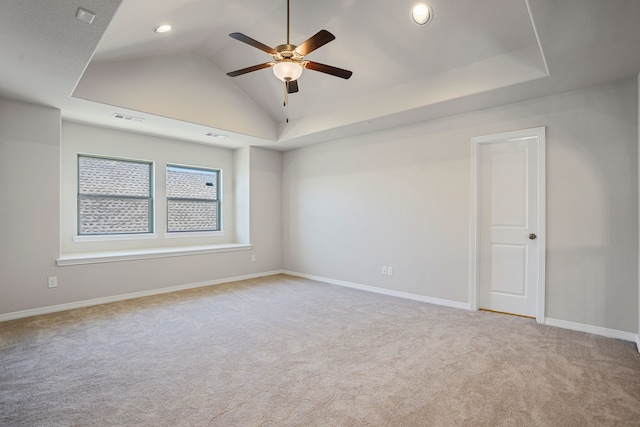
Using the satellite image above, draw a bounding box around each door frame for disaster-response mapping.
[468,127,546,324]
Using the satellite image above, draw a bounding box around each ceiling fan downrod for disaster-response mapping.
[286,0,290,45]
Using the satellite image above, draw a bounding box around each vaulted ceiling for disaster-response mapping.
[1,0,640,150]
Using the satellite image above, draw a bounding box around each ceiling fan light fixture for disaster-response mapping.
[412,3,433,25]
[273,61,303,82]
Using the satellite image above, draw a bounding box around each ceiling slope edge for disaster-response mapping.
[72,53,279,141]
[0,0,122,111]
[277,45,549,147]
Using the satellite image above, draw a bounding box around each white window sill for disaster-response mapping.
[163,231,225,239]
[73,231,226,242]
[73,233,159,243]
[56,243,252,266]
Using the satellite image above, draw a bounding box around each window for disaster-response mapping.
[77,155,153,235]
[166,165,220,232]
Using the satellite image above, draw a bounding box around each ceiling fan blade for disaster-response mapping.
[226,63,273,77]
[229,32,277,55]
[305,61,353,79]
[295,30,335,56]
[286,80,299,93]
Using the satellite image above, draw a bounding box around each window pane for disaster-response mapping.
[79,156,150,197]
[166,166,217,200]
[79,197,150,234]
[167,200,217,232]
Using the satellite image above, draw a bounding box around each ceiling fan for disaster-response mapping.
[226,0,353,100]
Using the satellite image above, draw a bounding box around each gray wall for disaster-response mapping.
[0,100,61,315]
[2,77,638,336]
[283,78,639,333]
[0,98,283,315]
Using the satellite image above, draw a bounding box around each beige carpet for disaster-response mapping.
[1,274,639,426]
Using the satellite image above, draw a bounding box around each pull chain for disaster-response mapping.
[284,81,289,123]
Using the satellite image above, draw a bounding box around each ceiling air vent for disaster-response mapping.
[76,8,95,24]
[205,132,228,140]
[112,113,145,123]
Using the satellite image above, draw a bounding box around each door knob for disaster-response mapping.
[529,233,537,240]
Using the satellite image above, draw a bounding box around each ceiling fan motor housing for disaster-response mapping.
[274,44,304,63]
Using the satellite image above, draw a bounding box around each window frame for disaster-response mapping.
[165,164,221,233]
[77,154,154,236]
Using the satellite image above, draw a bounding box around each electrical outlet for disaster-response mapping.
[387,266,394,276]
[47,276,58,288]
[382,266,387,275]
[251,255,256,262]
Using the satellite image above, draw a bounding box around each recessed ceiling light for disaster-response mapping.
[412,3,433,25]
[153,24,173,33]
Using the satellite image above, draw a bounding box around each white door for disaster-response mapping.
[470,127,545,321]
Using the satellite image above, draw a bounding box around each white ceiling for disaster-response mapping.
[1,0,640,150]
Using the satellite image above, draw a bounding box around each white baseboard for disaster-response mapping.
[4,270,638,352]
[0,270,284,323]
[284,271,639,347]
[545,317,638,344]
[283,270,471,310]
